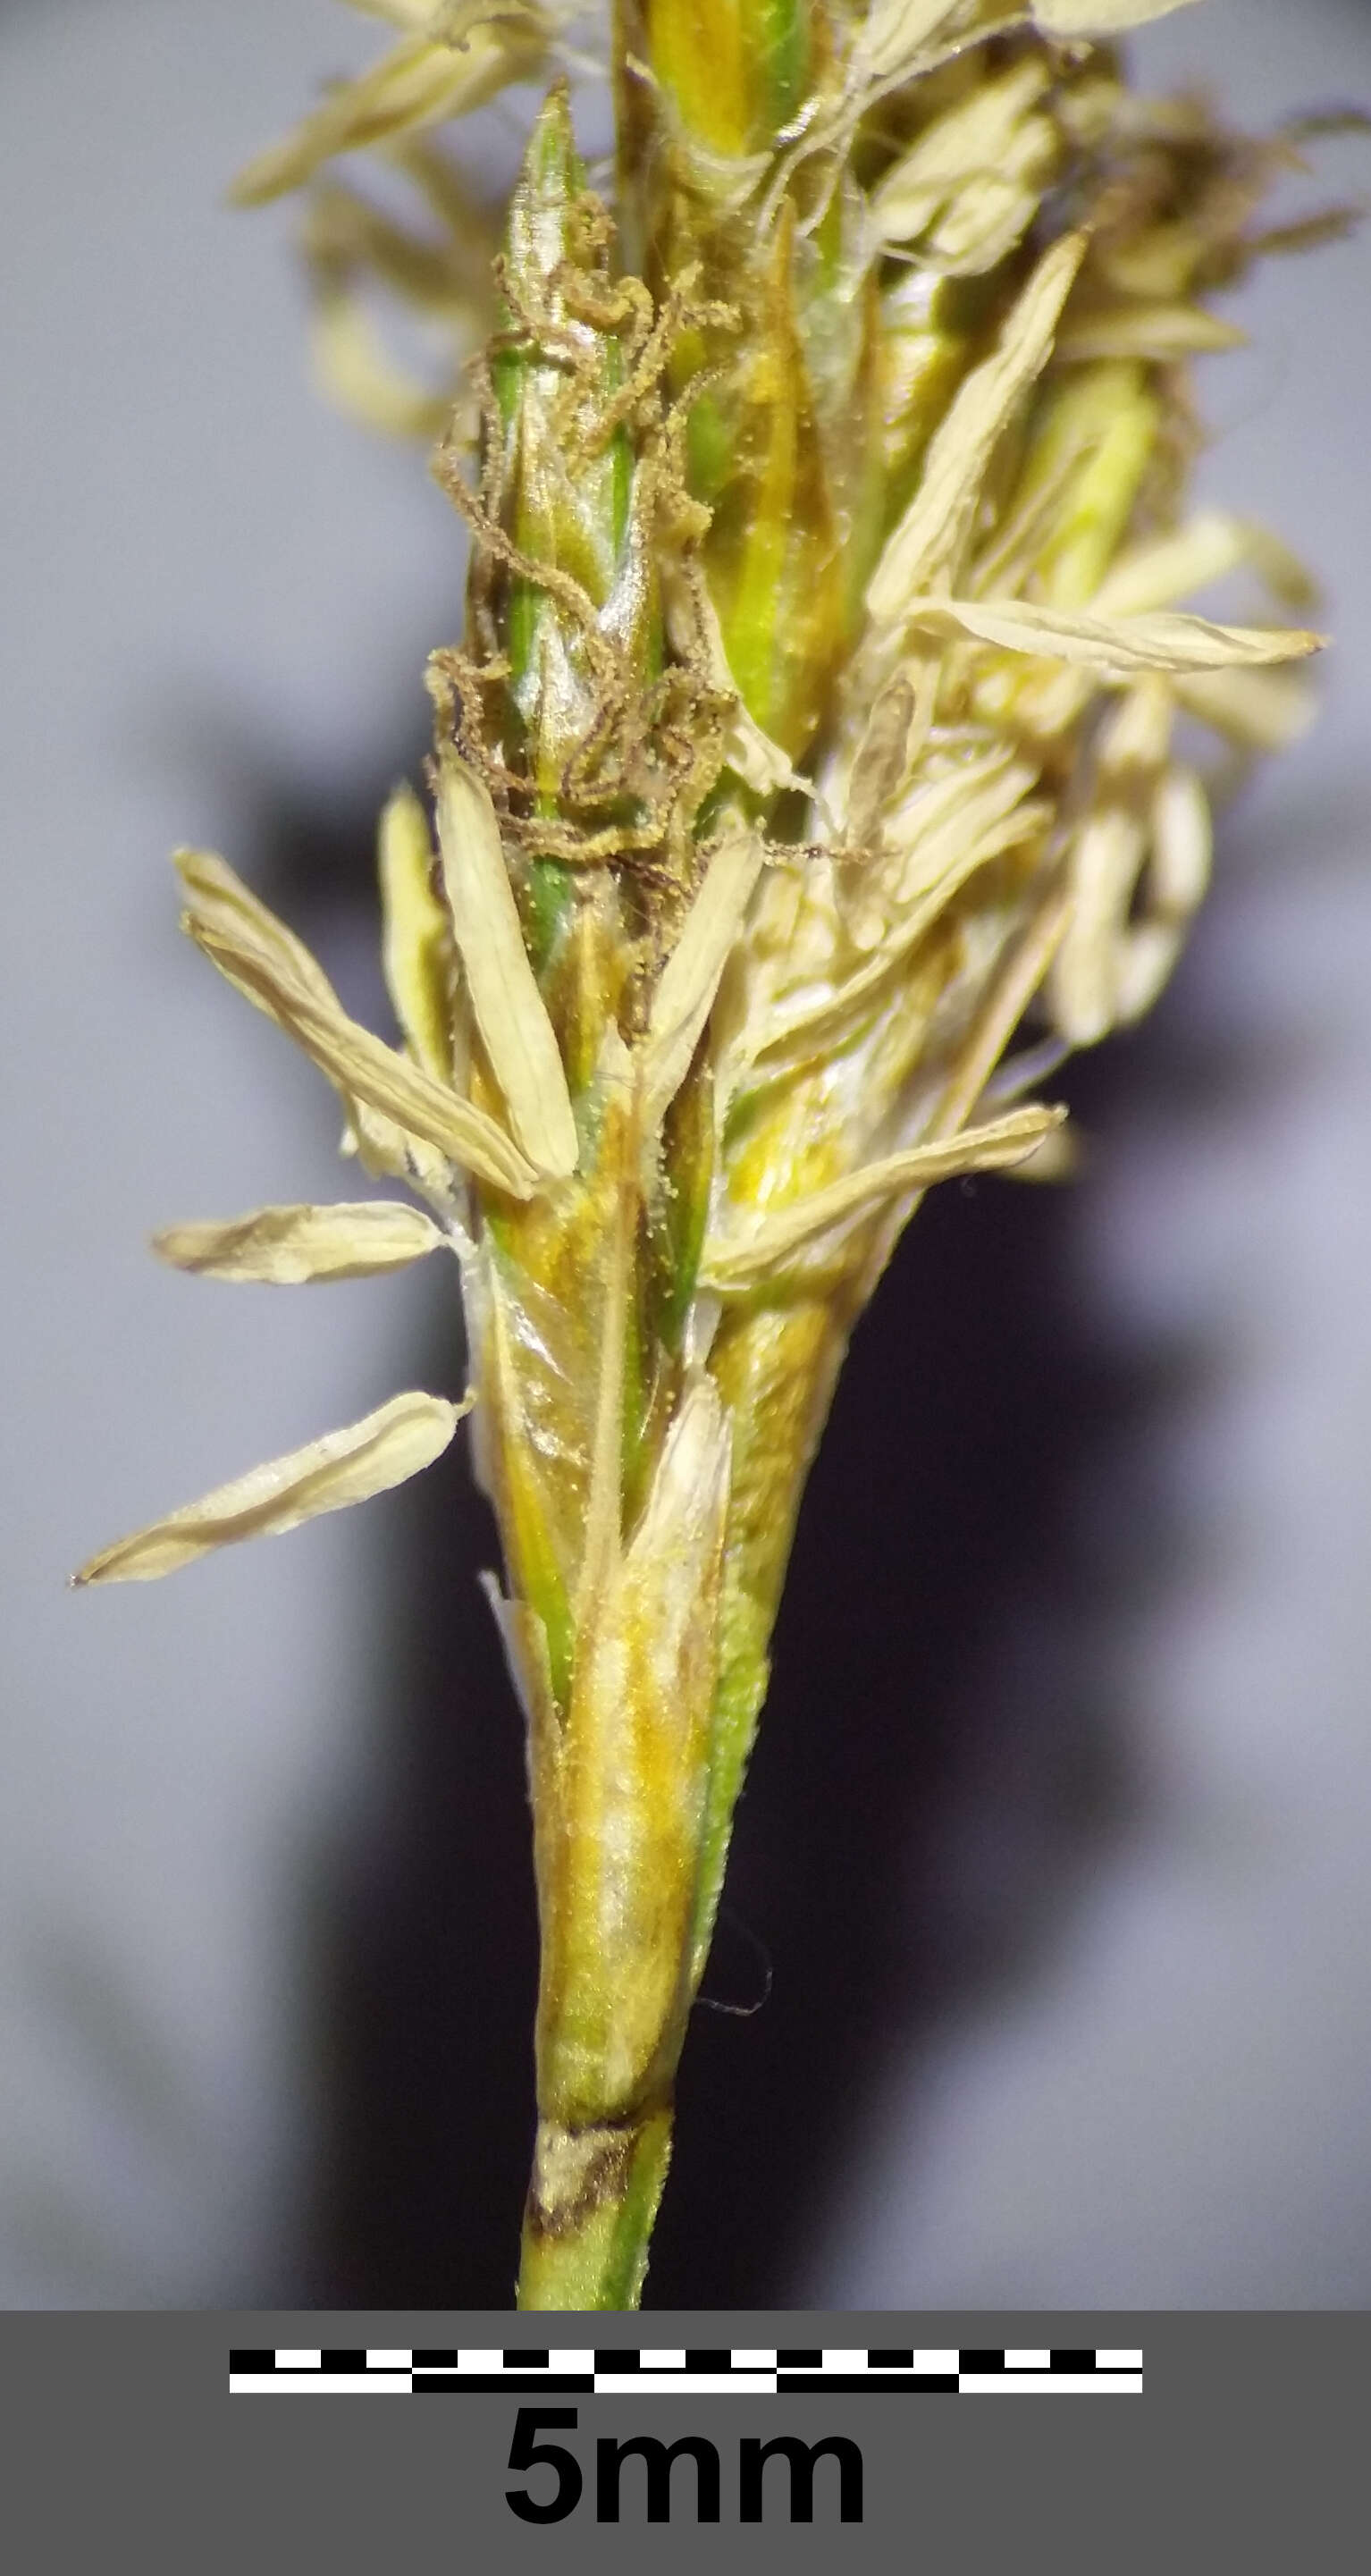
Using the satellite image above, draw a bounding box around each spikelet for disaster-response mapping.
[80,0,1347,2310]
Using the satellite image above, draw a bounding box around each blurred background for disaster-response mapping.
[4,0,1371,2311]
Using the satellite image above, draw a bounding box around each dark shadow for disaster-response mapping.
[651,880,1305,2307]
[301,1427,539,2307]
[231,740,1296,2310]
[226,726,542,2308]
[647,1042,1168,2308]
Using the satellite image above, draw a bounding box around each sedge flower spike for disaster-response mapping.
[79,0,1344,2308]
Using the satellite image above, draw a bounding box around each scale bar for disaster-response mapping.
[231,2344,1142,2399]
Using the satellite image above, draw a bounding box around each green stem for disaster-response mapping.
[517,2110,674,2310]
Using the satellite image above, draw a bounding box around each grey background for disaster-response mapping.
[6,2311,1365,2566]
[3,0,1370,2311]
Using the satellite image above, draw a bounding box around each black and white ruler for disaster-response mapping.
[230,2345,1141,2395]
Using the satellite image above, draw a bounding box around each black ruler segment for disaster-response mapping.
[230,2344,1141,2395]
